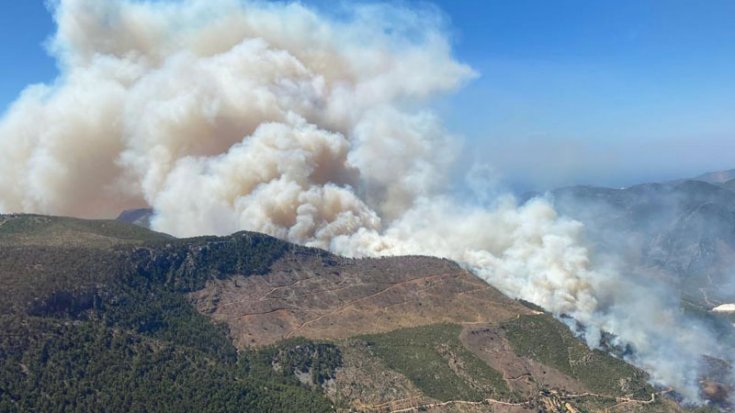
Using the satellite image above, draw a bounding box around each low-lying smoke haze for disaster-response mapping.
[0,0,730,403]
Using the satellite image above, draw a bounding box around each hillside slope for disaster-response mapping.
[0,214,708,412]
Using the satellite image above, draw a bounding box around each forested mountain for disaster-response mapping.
[0,214,717,412]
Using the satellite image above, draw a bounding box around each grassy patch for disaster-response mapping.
[0,214,170,247]
[503,315,652,398]
[359,323,511,402]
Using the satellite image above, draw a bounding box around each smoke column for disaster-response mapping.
[0,0,729,402]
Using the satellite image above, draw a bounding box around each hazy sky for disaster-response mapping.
[1,0,734,191]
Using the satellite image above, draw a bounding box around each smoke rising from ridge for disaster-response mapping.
[0,0,730,403]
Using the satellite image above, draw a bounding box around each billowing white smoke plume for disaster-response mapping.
[0,0,728,402]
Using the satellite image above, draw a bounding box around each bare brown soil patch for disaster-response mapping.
[190,252,532,347]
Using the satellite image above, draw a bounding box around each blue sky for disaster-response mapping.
[2,1,734,191]
[0,2,56,108]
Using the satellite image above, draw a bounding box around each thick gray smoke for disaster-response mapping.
[0,0,729,403]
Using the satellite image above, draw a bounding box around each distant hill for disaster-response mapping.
[0,214,700,412]
[550,179,735,308]
[693,169,735,184]
[116,208,154,228]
